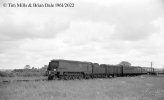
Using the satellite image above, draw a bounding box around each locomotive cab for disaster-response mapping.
[47,61,59,80]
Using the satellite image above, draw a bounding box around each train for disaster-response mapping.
[47,59,159,80]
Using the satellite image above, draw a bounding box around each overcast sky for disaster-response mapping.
[0,0,164,69]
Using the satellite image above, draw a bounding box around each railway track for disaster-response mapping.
[1,74,162,84]
[1,79,48,83]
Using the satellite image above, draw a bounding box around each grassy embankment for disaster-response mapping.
[0,75,164,100]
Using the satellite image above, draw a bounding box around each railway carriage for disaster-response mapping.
[122,66,141,76]
[108,65,122,77]
[100,64,123,77]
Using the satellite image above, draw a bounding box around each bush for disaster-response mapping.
[0,68,47,77]
[0,71,14,77]
[13,69,47,77]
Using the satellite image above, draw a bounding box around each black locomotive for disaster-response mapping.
[47,59,156,80]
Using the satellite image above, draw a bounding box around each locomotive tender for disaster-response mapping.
[47,59,153,80]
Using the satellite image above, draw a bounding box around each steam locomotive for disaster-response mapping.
[47,59,157,80]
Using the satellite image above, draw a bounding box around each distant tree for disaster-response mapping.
[24,65,31,69]
[119,61,131,67]
[40,65,48,70]
[32,67,37,70]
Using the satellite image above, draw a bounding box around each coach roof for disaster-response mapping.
[51,59,92,64]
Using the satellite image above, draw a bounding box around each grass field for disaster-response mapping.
[0,75,164,100]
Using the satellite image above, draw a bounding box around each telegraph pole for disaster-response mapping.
[150,62,153,73]
[163,65,164,74]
